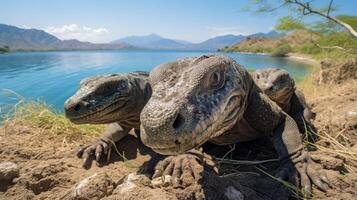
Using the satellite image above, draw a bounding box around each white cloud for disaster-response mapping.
[44,24,109,43]
[206,26,248,37]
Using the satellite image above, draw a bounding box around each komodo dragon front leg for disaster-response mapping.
[272,114,329,196]
[77,123,131,169]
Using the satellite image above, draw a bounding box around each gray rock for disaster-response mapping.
[104,173,177,200]
[0,161,19,182]
[60,172,115,200]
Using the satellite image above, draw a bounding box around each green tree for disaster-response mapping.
[275,16,306,31]
[246,0,357,38]
[271,42,292,57]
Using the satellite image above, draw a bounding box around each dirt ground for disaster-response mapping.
[0,66,356,199]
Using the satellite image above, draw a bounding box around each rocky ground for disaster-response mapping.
[0,60,356,200]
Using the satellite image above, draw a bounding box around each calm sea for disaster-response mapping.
[0,50,312,112]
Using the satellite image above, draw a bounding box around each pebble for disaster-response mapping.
[0,161,19,181]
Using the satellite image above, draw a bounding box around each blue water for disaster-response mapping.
[0,50,312,112]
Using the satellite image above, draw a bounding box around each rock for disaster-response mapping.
[61,172,115,200]
[115,173,150,193]
[104,173,177,200]
[0,161,19,182]
[345,110,357,127]
[151,175,172,187]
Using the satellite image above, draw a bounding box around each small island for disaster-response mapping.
[0,45,10,53]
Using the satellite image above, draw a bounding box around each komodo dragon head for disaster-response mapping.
[140,55,252,155]
[252,68,295,108]
[64,72,151,124]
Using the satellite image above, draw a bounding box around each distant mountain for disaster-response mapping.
[189,34,246,51]
[248,31,283,39]
[112,31,282,51]
[0,24,284,51]
[111,33,190,50]
[0,24,61,49]
[53,39,132,50]
[112,33,162,46]
[0,24,132,51]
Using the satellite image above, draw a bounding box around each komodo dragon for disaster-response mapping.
[139,55,329,196]
[64,72,151,168]
[252,68,316,138]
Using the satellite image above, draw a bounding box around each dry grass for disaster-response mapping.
[0,90,105,139]
[296,67,323,98]
[298,71,357,170]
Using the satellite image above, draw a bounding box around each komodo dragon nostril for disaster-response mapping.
[74,104,81,111]
[173,113,185,131]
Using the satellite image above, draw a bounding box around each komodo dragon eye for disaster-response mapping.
[209,69,225,89]
[95,82,117,96]
[117,80,127,90]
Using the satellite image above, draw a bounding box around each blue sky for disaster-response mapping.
[1,0,356,43]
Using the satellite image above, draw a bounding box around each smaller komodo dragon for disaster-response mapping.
[140,55,329,197]
[252,68,316,138]
[64,72,151,168]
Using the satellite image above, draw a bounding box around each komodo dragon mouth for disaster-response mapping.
[140,55,249,155]
[66,97,129,124]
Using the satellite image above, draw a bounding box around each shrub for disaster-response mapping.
[271,43,292,57]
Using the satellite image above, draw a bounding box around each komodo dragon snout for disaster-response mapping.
[140,55,248,155]
[65,73,144,124]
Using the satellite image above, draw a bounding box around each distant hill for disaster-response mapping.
[0,24,132,51]
[111,31,281,51]
[222,30,316,53]
[0,24,61,49]
[111,33,190,50]
[189,34,246,51]
[248,31,283,38]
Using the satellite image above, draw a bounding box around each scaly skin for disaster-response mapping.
[140,55,329,196]
[64,72,151,168]
[252,68,316,137]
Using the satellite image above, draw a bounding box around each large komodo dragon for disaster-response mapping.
[252,68,316,139]
[64,72,151,168]
[139,55,329,196]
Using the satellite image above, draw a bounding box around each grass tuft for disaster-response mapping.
[1,90,105,138]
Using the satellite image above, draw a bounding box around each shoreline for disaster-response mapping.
[231,51,270,56]
[231,51,320,68]
[284,53,319,67]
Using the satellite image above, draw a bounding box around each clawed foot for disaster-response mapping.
[77,139,112,169]
[152,153,204,187]
[276,150,330,198]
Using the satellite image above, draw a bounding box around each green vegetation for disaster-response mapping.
[271,42,292,57]
[0,46,10,53]
[223,45,273,54]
